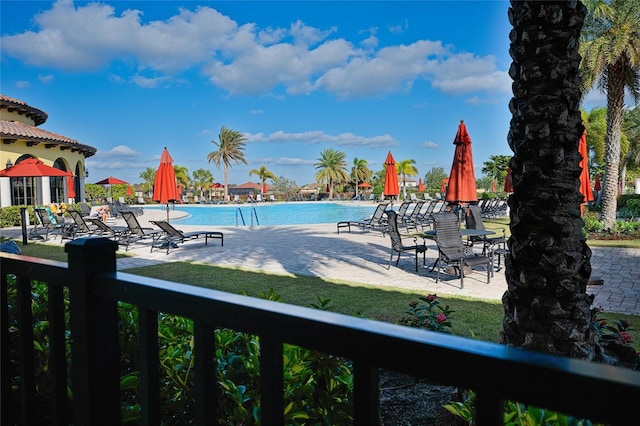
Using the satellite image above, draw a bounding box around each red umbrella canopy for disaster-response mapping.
[94,176,128,185]
[383,151,399,197]
[418,178,424,192]
[440,178,449,194]
[594,174,601,192]
[504,167,514,193]
[126,185,133,196]
[578,130,594,203]
[358,182,372,188]
[0,158,68,177]
[445,120,478,204]
[67,171,76,199]
[153,147,179,205]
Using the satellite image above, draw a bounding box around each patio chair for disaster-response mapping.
[149,220,224,254]
[431,212,491,288]
[120,210,162,251]
[67,208,98,238]
[85,217,128,243]
[383,210,427,272]
[31,207,72,240]
[465,204,507,257]
[337,202,389,234]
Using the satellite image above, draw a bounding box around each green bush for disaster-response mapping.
[618,198,640,220]
[0,205,35,227]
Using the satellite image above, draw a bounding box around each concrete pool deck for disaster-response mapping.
[1,206,638,316]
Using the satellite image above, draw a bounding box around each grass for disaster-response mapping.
[12,241,640,351]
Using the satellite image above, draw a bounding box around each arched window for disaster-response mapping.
[10,154,36,206]
[50,158,67,203]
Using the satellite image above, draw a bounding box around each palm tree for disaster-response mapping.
[481,155,511,190]
[207,126,248,200]
[314,148,348,199]
[579,0,640,229]
[139,167,156,198]
[621,107,640,194]
[173,165,190,199]
[395,159,418,200]
[351,157,371,199]
[503,1,597,360]
[192,168,214,200]
[249,165,277,194]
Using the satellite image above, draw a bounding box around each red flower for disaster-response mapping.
[427,294,437,302]
[620,331,633,343]
[436,313,447,323]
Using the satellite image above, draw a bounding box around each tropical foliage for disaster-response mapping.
[395,158,418,199]
[580,0,640,229]
[249,166,277,194]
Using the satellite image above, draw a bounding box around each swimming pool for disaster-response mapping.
[145,202,380,226]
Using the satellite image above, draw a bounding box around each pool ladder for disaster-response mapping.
[235,207,260,227]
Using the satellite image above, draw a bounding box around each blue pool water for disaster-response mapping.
[145,202,380,226]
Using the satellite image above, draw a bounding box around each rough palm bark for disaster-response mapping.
[501,1,597,360]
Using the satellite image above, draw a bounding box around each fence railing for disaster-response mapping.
[2,237,639,425]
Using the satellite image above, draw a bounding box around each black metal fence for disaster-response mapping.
[2,237,639,425]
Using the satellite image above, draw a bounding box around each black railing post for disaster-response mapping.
[65,237,120,425]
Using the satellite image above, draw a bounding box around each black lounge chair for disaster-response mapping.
[431,212,492,288]
[149,220,224,254]
[465,204,507,254]
[383,210,427,272]
[337,202,389,234]
[85,217,128,244]
[67,209,98,238]
[31,207,72,240]
[120,210,162,251]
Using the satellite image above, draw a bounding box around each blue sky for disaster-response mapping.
[1,0,607,186]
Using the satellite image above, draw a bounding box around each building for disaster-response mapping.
[0,95,96,207]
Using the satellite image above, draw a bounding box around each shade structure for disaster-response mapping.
[418,178,424,192]
[578,130,594,203]
[594,174,601,192]
[94,176,128,185]
[440,178,449,194]
[383,151,399,198]
[504,167,514,193]
[67,171,76,201]
[153,147,179,221]
[0,158,68,178]
[358,182,372,189]
[445,120,478,204]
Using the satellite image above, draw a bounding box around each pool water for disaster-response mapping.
[145,202,380,226]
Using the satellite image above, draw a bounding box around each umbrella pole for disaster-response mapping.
[166,203,170,222]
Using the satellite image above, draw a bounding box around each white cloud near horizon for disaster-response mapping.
[1,0,510,99]
[246,130,397,148]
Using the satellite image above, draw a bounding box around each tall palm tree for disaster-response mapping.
[207,126,247,200]
[621,107,640,193]
[503,1,597,360]
[314,148,348,199]
[173,165,190,198]
[579,0,640,229]
[351,157,371,199]
[395,159,418,199]
[481,155,511,190]
[249,165,277,194]
[139,167,156,198]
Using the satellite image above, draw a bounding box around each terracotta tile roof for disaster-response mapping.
[1,120,97,157]
[234,181,261,189]
[0,94,48,126]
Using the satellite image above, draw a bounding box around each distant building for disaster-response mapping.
[0,94,96,206]
[229,182,261,196]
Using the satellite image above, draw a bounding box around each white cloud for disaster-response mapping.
[421,141,439,149]
[246,130,397,148]
[15,81,30,88]
[38,74,54,83]
[1,1,510,99]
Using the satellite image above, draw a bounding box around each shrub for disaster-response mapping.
[400,294,454,333]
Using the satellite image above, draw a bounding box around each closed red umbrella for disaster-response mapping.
[67,171,76,201]
[578,130,594,204]
[594,174,601,192]
[126,185,133,196]
[153,147,179,221]
[445,120,478,205]
[504,167,514,193]
[383,151,399,200]
[491,180,497,193]
[418,178,424,192]
[440,178,449,194]
[262,181,267,194]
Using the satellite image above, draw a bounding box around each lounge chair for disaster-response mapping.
[85,217,128,243]
[67,209,99,238]
[383,210,427,272]
[149,220,224,254]
[431,212,491,288]
[31,207,72,240]
[120,210,162,251]
[403,200,425,231]
[336,202,389,234]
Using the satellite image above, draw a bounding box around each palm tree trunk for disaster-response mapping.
[600,63,626,229]
[224,164,229,200]
[502,1,597,360]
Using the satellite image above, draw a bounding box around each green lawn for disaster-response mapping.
[12,241,640,351]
